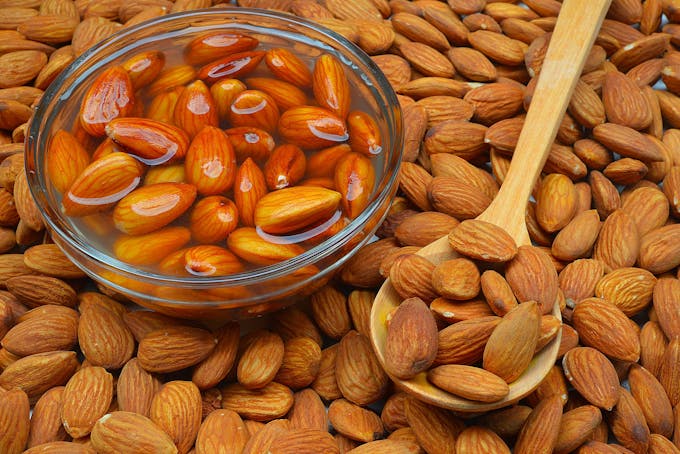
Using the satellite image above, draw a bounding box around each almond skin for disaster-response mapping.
[384,297,438,380]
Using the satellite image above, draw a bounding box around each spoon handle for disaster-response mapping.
[477,0,612,245]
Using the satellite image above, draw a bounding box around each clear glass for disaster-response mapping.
[25,8,403,319]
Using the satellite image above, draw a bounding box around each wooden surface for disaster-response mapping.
[370,0,613,412]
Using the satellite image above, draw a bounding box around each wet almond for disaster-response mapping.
[112,183,197,235]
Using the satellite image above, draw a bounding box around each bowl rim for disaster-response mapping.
[26,7,404,291]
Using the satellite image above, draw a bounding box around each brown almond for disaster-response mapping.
[483,301,541,383]
[336,330,388,406]
[572,297,641,362]
[61,366,113,439]
[448,219,518,262]
[384,297,438,380]
[563,347,620,411]
[150,380,201,454]
[138,326,217,374]
[78,304,134,370]
[505,245,559,314]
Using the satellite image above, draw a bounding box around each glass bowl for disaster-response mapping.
[25,8,403,319]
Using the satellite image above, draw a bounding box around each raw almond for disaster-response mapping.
[483,301,541,383]
[384,297,438,380]
[336,330,388,406]
[138,326,217,373]
[562,347,621,411]
[78,304,134,370]
[91,411,178,454]
[150,381,201,454]
[61,366,113,439]
[0,388,29,454]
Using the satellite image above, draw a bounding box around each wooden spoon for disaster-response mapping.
[370,0,612,412]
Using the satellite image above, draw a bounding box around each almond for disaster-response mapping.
[236,329,285,390]
[483,301,541,383]
[0,351,78,402]
[405,398,464,454]
[602,70,652,130]
[428,364,509,403]
[593,208,640,271]
[150,381,201,454]
[436,316,501,365]
[288,388,327,431]
[254,186,340,234]
[659,337,680,407]
[448,219,518,262]
[138,326,217,374]
[310,285,351,340]
[388,254,437,302]
[23,244,86,279]
[79,65,135,137]
[221,381,294,422]
[278,105,348,149]
[595,267,656,317]
[639,224,680,274]
[61,366,113,439]
[384,297,438,380]
[431,258,480,300]
[5,275,77,308]
[513,394,563,454]
[117,358,161,417]
[608,387,650,454]
[336,330,388,406]
[184,126,236,195]
[573,297,641,362]
[228,89,280,132]
[62,152,144,217]
[328,398,383,443]
[268,428,339,454]
[242,418,290,454]
[78,304,134,370]
[265,47,312,87]
[0,388,29,454]
[312,53,350,119]
[563,347,619,412]
[106,117,190,165]
[1,304,77,356]
[628,364,674,438]
[195,409,248,454]
[334,151,376,219]
[554,405,603,454]
[90,411,178,454]
[192,322,240,390]
[505,246,558,314]
[551,209,602,261]
[233,158,268,227]
[28,386,68,448]
[197,50,265,85]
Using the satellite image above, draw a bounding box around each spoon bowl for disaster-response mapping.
[370,0,613,411]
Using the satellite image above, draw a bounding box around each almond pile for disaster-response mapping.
[1,0,680,453]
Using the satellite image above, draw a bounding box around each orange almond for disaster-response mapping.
[79,65,135,137]
[112,182,197,235]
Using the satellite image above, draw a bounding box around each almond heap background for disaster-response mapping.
[2,0,680,453]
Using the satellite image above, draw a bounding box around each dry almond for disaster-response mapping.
[221,381,293,422]
[483,301,541,383]
[150,380,201,454]
[608,387,651,454]
[639,224,680,274]
[336,330,388,406]
[505,246,558,314]
[659,337,680,407]
[78,304,134,370]
[91,411,178,454]
[117,358,161,417]
[593,208,640,271]
[61,366,113,439]
[595,267,656,317]
[1,305,78,356]
[572,297,640,363]
[0,388,29,454]
[0,350,78,402]
[388,254,437,302]
[138,326,217,374]
[384,297,438,380]
[288,388,327,431]
[195,409,248,454]
[513,394,563,454]
[551,209,602,261]
[328,398,383,443]
[27,386,68,448]
[448,219,518,262]
[405,398,464,454]
[428,364,509,403]
[629,364,674,438]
